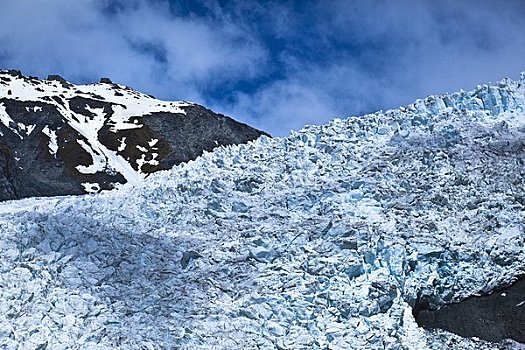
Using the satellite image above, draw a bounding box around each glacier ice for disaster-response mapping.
[0,75,525,349]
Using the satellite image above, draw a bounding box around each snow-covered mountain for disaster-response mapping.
[0,69,267,200]
[0,74,525,349]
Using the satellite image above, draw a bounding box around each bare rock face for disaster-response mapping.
[415,277,525,343]
[0,70,268,200]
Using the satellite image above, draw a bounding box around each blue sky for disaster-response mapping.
[1,0,525,136]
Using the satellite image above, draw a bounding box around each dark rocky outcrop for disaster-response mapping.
[414,276,525,343]
[47,74,71,88]
[144,105,266,169]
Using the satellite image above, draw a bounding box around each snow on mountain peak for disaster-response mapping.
[0,69,191,185]
[0,69,191,113]
[0,70,266,199]
[0,73,524,349]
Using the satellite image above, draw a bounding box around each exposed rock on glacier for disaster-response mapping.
[415,276,525,343]
[0,75,525,349]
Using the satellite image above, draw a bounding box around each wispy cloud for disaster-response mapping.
[0,0,524,136]
[214,0,525,134]
[0,0,267,102]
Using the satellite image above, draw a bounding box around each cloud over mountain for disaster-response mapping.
[1,0,524,135]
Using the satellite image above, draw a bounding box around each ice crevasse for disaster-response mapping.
[0,74,525,349]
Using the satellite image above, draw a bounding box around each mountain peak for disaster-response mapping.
[0,69,267,200]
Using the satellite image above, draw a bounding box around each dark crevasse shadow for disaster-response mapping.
[414,276,525,344]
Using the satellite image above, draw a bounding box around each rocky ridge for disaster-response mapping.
[0,74,524,349]
[0,69,267,200]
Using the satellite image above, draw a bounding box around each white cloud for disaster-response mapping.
[212,0,525,135]
[0,0,267,102]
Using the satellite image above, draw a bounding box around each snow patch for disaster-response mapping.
[136,145,148,153]
[81,182,101,194]
[136,152,159,171]
[108,105,142,131]
[51,99,142,184]
[0,103,22,138]
[41,126,59,157]
[18,123,36,136]
[75,139,107,174]
[118,137,127,152]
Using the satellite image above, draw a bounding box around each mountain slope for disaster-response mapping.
[0,74,524,349]
[0,70,267,200]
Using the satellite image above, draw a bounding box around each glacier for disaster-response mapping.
[0,74,525,349]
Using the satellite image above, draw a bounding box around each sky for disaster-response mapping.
[1,0,525,136]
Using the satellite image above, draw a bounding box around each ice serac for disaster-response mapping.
[0,70,268,200]
[0,73,524,349]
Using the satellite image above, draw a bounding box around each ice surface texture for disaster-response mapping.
[0,75,525,349]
